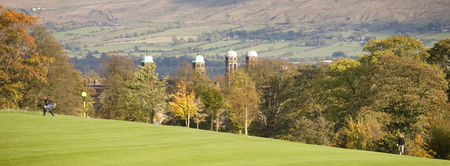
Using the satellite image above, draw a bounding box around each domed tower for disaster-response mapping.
[246,49,258,69]
[225,49,238,74]
[192,55,206,76]
[140,55,154,67]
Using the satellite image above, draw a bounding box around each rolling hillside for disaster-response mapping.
[1,0,449,27]
[0,111,449,166]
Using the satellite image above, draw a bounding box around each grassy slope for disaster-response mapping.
[1,111,449,166]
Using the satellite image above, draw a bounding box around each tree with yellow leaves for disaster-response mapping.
[0,6,54,109]
[169,81,198,128]
[226,70,260,136]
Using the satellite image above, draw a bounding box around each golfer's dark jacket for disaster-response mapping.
[44,99,53,106]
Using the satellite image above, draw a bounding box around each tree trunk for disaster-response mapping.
[185,115,188,128]
[150,110,154,124]
[245,107,248,136]
[216,115,220,132]
[187,112,190,128]
[196,122,199,129]
[210,114,214,131]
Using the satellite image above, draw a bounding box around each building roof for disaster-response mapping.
[247,50,258,57]
[226,49,237,57]
[140,55,154,63]
[192,55,205,63]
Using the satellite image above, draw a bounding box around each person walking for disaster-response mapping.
[43,96,56,116]
[397,133,405,155]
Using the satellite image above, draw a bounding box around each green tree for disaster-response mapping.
[127,63,168,123]
[227,70,260,135]
[426,117,450,159]
[200,86,225,131]
[246,59,296,137]
[362,53,447,135]
[99,55,136,120]
[285,116,334,145]
[363,36,429,62]
[316,58,365,129]
[427,38,450,101]
[427,38,450,70]
[278,64,328,140]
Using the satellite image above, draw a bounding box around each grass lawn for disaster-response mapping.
[1,111,449,166]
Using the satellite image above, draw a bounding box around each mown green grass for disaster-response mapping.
[1,111,449,166]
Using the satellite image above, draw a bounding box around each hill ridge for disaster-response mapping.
[1,0,449,27]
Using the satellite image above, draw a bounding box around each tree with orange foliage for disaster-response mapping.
[0,6,54,109]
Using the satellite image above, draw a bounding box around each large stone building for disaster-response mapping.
[188,48,258,76]
[138,48,258,77]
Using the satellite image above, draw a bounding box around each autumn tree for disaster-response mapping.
[226,70,260,135]
[127,63,168,123]
[0,6,53,109]
[169,81,198,127]
[28,26,85,115]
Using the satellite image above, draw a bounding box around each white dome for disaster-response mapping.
[247,50,258,57]
[140,55,154,63]
[226,50,237,57]
[192,55,205,63]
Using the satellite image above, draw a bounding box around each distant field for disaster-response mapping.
[1,111,449,166]
[50,23,449,59]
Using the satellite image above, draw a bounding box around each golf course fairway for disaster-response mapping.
[1,111,448,166]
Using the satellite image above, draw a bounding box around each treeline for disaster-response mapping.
[94,35,449,159]
[0,6,89,115]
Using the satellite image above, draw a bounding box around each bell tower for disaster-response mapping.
[192,55,206,76]
[225,49,238,74]
[246,49,258,70]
